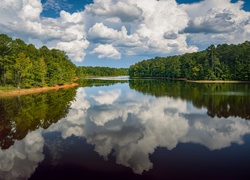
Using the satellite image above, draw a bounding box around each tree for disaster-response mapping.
[0,34,13,86]
[15,52,32,88]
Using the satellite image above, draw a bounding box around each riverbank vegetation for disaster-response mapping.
[0,34,129,95]
[0,34,77,89]
[77,66,128,77]
[129,41,250,81]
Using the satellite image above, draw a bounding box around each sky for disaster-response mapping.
[1,0,250,67]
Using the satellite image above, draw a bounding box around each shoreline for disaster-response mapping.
[0,83,79,97]
[186,80,250,83]
[130,77,250,83]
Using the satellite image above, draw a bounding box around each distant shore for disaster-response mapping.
[0,83,79,97]
[186,80,250,83]
[130,77,250,83]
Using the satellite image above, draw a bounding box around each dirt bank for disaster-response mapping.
[0,83,79,97]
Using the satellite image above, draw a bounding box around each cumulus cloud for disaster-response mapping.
[1,0,250,69]
[56,39,89,62]
[0,0,89,63]
[181,0,250,45]
[88,22,122,43]
[90,44,121,59]
[85,0,143,22]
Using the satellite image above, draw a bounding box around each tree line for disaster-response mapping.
[0,34,77,88]
[129,41,250,80]
[0,34,130,89]
[77,66,128,77]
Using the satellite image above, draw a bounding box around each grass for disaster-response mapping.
[0,85,17,93]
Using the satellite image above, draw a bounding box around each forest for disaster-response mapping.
[0,34,77,88]
[77,66,128,77]
[0,34,129,89]
[129,41,250,81]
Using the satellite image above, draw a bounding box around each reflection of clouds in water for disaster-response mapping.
[0,129,44,180]
[46,88,89,139]
[91,89,121,105]
[181,114,250,150]
[45,86,250,174]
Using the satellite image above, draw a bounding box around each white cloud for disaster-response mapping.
[91,44,121,59]
[85,1,143,22]
[0,0,89,63]
[181,0,250,45]
[18,0,42,21]
[55,39,89,62]
[85,0,198,57]
[88,22,121,42]
[1,0,250,65]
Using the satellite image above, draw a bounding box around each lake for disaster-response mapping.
[0,78,250,180]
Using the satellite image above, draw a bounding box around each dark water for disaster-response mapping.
[0,78,250,180]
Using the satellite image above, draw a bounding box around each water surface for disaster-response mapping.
[0,79,250,180]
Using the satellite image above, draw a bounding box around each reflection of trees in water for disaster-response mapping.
[0,88,77,149]
[129,79,250,120]
[78,78,128,87]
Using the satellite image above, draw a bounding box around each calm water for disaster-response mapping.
[0,78,250,180]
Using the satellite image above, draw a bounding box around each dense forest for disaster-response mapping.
[0,34,77,88]
[77,66,128,77]
[129,41,250,80]
[0,34,129,89]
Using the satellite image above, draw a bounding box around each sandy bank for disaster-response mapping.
[0,83,79,97]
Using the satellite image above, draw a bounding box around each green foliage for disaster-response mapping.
[0,34,77,88]
[129,41,250,81]
[77,66,128,77]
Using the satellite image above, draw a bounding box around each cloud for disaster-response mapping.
[88,22,122,43]
[90,44,121,59]
[0,0,89,63]
[181,0,250,45]
[1,0,250,64]
[42,0,73,14]
[85,0,198,56]
[85,1,143,22]
[55,39,89,62]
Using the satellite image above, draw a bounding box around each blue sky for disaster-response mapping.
[1,0,250,67]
